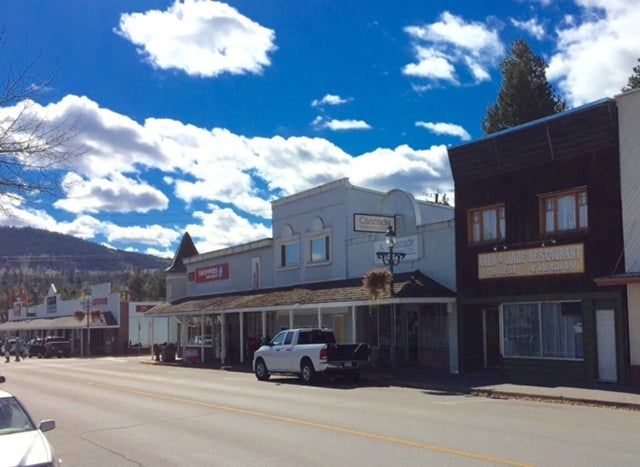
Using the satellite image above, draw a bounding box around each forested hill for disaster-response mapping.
[0,226,171,273]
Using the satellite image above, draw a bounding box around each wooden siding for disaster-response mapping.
[618,91,640,272]
[449,99,618,181]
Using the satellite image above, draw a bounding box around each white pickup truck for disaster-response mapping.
[253,328,370,384]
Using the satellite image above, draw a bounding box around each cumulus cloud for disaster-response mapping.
[415,121,471,141]
[311,94,351,107]
[403,11,504,86]
[115,0,276,77]
[185,205,272,252]
[0,94,456,253]
[547,0,640,105]
[54,172,169,214]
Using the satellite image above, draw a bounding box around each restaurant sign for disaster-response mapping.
[478,243,584,279]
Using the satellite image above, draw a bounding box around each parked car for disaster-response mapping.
[0,376,60,466]
[253,328,370,384]
[44,336,71,358]
[27,338,47,359]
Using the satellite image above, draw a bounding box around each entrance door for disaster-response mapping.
[483,308,501,368]
[596,309,617,382]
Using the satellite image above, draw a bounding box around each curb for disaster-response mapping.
[141,360,640,411]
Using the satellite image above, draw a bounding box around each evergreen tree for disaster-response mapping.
[482,39,567,134]
[622,57,640,92]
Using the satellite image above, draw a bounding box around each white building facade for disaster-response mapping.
[149,178,459,373]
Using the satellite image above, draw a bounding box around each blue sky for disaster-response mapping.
[1,0,638,257]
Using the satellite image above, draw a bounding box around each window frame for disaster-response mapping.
[307,230,331,266]
[467,203,506,244]
[539,187,588,234]
[278,240,299,269]
[500,301,584,361]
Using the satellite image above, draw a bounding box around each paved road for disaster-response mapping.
[2,356,640,466]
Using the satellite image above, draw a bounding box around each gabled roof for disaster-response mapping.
[165,232,199,273]
[146,270,456,316]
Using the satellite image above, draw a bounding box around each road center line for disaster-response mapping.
[45,372,533,467]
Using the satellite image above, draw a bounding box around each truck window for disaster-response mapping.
[271,331,287,346]
[307,330,336,344]
[284,332,294,345]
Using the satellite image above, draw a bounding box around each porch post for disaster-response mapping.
[239,312,245,363]
[220,313,226,365]
[447,302,459,374]
[351,306,356,342]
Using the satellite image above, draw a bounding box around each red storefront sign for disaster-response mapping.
[195,264,229,283]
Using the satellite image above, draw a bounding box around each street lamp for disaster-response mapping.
[376,225,406,295]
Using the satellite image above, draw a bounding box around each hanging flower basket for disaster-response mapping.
[362,268,392,301]
[73,310,85,321]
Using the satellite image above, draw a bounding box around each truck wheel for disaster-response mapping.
[300,359,315,384]
[254,358,270,381]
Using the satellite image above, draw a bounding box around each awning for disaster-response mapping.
[147,270,456,316]
[594,272,640,286]
[0,311,118,332]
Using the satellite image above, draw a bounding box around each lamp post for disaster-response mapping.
[376,225,405,374]
[376,226,406,296]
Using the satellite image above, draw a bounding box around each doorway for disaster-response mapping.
[482,308,501,368]
[596,309,617,382]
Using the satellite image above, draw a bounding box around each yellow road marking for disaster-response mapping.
[45,372,534,467]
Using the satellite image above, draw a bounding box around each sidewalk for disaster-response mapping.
[142,357,640,411]
[373,368,640,411]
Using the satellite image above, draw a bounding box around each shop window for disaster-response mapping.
[502,301,583,360]
[306,217,331,265]
[309,235,330,263]
[540,187,588,234]
[468,204,505,244]
[280,242,299,267]
[277,225,299,269]
[419,306,448,349]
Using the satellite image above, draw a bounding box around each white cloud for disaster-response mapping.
[510,17,546,40]
[416,121,471,141]
[547,0,640,105]
[403,12,504,86]
[349,144,453,197]
[185,205,272,252]
[311,94,351,107]
[115,0,276,77]
[54,172,169,214]
[319,119,372,131]
[0,94,456,253]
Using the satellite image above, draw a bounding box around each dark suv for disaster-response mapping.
[44,336,71,358]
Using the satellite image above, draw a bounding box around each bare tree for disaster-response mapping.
[0,30,82,208]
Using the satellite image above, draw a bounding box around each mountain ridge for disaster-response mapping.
[0,226,171,273]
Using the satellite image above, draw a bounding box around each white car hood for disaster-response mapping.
[0,430,54,467]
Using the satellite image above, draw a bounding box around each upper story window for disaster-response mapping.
[468,204,505,244]
[307,217,331,265]
[277,225,299,269]
[540,187,588,234]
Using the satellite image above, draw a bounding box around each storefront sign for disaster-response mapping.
[375,235,419,261]
[353,213,395,233]
[478,243,584,279]
[195,263,229,283]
